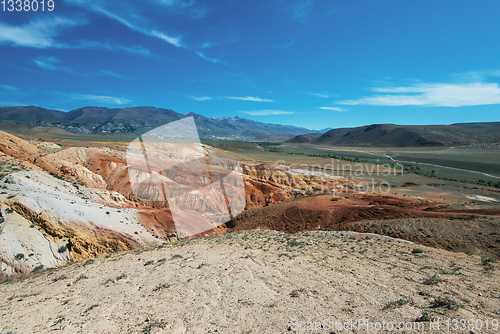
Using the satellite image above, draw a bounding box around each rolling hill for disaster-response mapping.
[309,122,500,147]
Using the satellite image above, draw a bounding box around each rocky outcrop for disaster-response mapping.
[0,169,161,276]
[0,130,352,275]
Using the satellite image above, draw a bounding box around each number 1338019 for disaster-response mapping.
[2,0,54,11]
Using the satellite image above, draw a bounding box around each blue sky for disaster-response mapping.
[1,0,500,130]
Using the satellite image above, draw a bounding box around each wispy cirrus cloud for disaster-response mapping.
[0,84,20,91]
[240,109,293,116]
[75,40,153,57]
[34,56,127,79]
[302,91,329,98]
[34,56,75,73]
[273,39,295,49]
[150,0,209,19]
[290,0,314,23]
[0,16,153,56]
[168,91,213,101]
[65,93,131,105]
[65,0,229,62]
[0,16,82,48]
[195,51,222,64]
[339,82,500,107]
[319,106,346,112]
[228,96,274,102]
[192,96,213,101]
[65,0,183,48]
[101,70,127,79]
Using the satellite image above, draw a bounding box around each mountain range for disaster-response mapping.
[0,106,314,140]
[1,106,499,146]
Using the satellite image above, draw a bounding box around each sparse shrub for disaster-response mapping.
[290,288,306,297]
[423,275,443,286]
[430,296,460,310]
[32,265,44,273]
[115,273,127,281]
[287,239,305,247]
[142,319,168,334]
[14,253,24,260]
[52,274,67,282]
[57,245,67,253]
[383,298,409,310]
[153,283,171,292]
[74,274,88,283]
[418,290,431,297]
[83,259,95,266]
[416,312,430,322]
[412,248,424,254]
[481,256,497,266]
[438,267,461,275]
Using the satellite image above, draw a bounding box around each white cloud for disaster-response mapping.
[195,51,221,64]
[0,84,19,91]
[0,15,153,56]
[101,70,126,79]
[0,17,82,48]
[339,82,500,107]
[228,96,274,102]
[67,93,131,105]
[192,96,212,101]
[290,0,313,23]
[151,30,183,48]
[319,106,346,112]
[34,56,75,73]
[75,40,153,56]
[273,39,295,49]
[66,0,183,48]
[241,110,293,116]
[303,92,329,98]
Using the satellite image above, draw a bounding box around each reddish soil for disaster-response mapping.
[231,193,500,257]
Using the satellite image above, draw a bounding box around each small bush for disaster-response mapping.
[287,239,305,247]
[153,283,171,292]
[383,298,409,310]
[423,275,443,286]
[74,274,88,283]
[14,253,24,260]
[481,256,497,266]
[412,248,424,254]
[57,245,67,253]
[83,259,95,266]
[32,265,44,273]
[52,274,67,282]
[416,312,430,322]
[430,296,460,310]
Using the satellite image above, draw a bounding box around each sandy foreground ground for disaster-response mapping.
[0,229,499,334]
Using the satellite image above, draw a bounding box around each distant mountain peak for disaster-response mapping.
[0,105,314,140]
